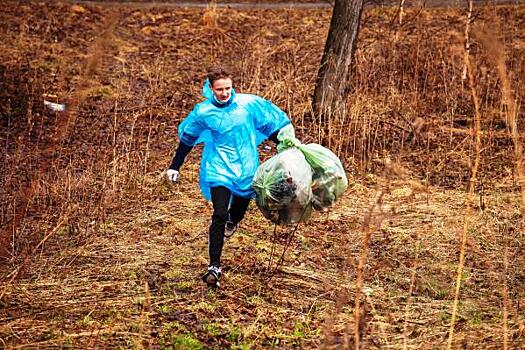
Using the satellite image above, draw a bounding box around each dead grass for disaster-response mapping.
[0,1,524,349]
[1,175,523,348]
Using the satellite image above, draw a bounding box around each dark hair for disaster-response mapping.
[206,66,232,85]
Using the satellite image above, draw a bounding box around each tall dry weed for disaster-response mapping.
[474,21,522,350]
[447,1,483,348]
[353,191,387,349]
[475,24,524,212]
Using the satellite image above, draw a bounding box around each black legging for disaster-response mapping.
[209,186,251,268]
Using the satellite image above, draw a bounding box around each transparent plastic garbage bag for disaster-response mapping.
[253,148,313,224]
[277,124,348,211]
[300,143,348,210]
[254,124,348,224]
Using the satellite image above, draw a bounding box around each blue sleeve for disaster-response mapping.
[178,107,205,146]
[250,96,291,138]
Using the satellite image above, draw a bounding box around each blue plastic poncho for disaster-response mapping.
[178,80,291,200]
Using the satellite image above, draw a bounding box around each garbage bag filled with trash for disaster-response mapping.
[253,125,348,225]
[252,148,313,225]
[300,143,348,211]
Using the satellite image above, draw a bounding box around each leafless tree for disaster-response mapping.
[312,0,364,144]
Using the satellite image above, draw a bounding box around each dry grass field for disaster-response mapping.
[1,1,524,349]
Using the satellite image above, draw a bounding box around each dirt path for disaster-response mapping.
[71,0,523,9]
[72,0,333,9]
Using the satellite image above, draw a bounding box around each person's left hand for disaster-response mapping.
[166,169,179,182]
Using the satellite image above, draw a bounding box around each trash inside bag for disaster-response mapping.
[276,124,348,211]
[300,143,348,211]
[253,148,313,225]
[254,124,348,224]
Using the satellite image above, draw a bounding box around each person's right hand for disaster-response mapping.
[166,169,179,182]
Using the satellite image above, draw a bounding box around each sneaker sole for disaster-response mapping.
[202,271,221,287]
[204,274,218,285]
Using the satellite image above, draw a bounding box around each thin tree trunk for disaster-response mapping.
[312,0,363,145]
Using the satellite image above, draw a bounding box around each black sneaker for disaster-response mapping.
[224,220,238,238]
[202,266,222,287]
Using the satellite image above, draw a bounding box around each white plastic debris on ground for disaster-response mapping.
[43,100,66,112]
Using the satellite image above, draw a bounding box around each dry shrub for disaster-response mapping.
[331,6,525,189]
[202,0,219,28]
[2,3,525,268]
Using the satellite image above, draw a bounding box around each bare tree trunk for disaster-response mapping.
[312,0,364,145]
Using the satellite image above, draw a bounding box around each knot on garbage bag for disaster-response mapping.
[277,137,302,152]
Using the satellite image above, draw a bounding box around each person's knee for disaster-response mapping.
[212,208,228,224]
